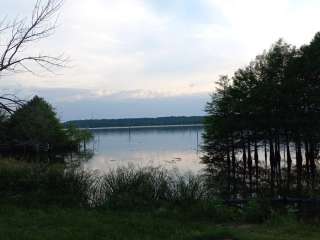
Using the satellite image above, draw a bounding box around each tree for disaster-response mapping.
[9,96,66,150]
[0,0,66,114]
[65,124,93,151]
[204,33,320,199]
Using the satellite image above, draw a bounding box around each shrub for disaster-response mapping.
[241,199,271,223]
[0,159,94,207]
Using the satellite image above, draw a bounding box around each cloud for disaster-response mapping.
[12,86,208,121]
[56,93,208,121]
[1,0,320,119]
[0,0,233,93]
[207,0,320,55]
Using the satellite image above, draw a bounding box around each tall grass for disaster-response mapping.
[0,160,211,209]
[1,159,309,223]
[93,166,208,209]
[0,159,94,207]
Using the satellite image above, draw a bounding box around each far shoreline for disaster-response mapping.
[65,116,205,129]
[81,124,204,130]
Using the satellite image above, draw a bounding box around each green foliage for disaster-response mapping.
[0,161,211,210]
[0,205,319,240]
[203,32,320,198]
[241,199,271,223]
[190,200,242,223]
[0,110,9,142]
[65,124,93,148]
[95,166,208,210]
[2,158,320,232]
[0,159,94,207]
[1,95,94,152]
[9,96,66,148]
[267,207,298,227]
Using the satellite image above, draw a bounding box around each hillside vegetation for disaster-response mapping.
[65,116,204,128]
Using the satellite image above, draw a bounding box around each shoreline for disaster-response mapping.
[81,124,204,130]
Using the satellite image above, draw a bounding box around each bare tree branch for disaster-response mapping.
[0,94,25,114]
[0,0,66,115]
[0,0,66,74]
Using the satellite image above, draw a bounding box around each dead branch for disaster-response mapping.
[0,94,25,114]
[0,0,66,74]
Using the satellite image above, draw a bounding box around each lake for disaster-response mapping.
[82,125,205,173]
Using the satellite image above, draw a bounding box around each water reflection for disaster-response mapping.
[82,125,204,173]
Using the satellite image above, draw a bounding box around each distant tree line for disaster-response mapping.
[203,32,320,199]
[64,116,204,129]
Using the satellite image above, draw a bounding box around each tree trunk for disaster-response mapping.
[254,140,259,192]
[286,136,292,194]
[269,138,275,195]
[264,140,268,177]
[231,138,236,195]
[242,139,247,186]
[248,139,253,194]
[278,142,282,183]
[304,141,310,190]
[275,137,282,191]
[310,142,316,191]
[227,145,231,197]
[296,139,303,195]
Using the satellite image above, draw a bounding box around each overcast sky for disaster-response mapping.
[1,0,320,121]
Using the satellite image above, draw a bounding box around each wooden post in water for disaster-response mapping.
[196,130,199,154]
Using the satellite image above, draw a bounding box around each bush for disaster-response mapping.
[241,199,271,223]
[0,159,94,207]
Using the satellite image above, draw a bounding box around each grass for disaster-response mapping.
[1,159,320,239]
[95,166,208,209]
[0,205,319,240]
[0,160,210,209]
[0,159,93,207]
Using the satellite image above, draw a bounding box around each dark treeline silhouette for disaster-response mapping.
[65,116,204,128]
[0,96,92,154]
[203,32,320,199]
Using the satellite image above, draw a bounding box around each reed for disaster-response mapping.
[0,160,210,209]
[91,166,208,209]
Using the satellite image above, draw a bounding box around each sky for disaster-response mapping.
[1,0,320,121]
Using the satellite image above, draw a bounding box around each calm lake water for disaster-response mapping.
[82,125,204,173]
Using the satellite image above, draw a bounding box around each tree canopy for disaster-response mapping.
[203,32,320,199]
[9,96,66,148]
[2,96,93,153]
